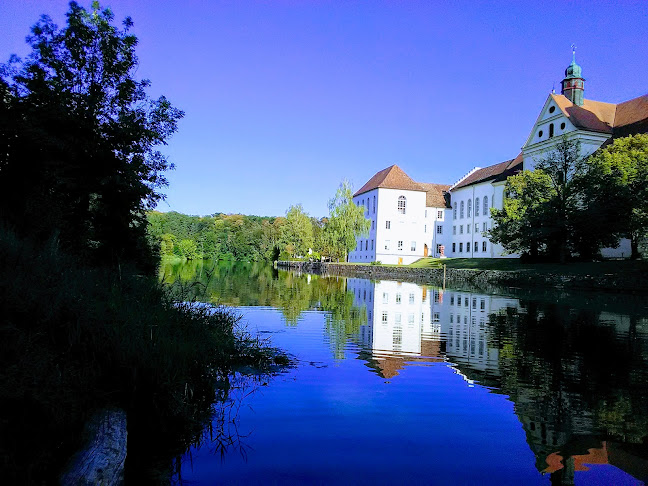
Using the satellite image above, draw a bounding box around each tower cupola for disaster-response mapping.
[561,45,585,106]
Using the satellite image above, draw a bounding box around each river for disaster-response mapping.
[160,260,648,485]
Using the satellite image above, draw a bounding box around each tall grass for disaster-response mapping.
[0,228,286,483]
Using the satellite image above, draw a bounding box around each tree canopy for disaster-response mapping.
[323,180,370,261]
[0,1,183,271]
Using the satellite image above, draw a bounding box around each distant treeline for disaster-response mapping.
[147,209,325,262]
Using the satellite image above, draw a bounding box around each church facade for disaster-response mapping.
[348,53,647,264]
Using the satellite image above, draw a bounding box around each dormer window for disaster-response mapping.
[397,196,406,214]
[549,106,556,113]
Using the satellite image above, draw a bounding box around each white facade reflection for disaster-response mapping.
[346,278,520,379]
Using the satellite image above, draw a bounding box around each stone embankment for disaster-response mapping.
[277,261,648,294]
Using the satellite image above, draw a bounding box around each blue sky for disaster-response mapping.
[1,1,647,217]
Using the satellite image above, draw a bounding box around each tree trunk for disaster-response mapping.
[631,235,640,260]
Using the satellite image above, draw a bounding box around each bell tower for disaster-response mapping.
[561,45,585,106]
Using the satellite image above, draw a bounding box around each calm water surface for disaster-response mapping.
[162,261,648,485]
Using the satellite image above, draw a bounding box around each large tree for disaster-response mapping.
[323,180,370,262]
[0,1,183,270]
[490,137,600,262]
[579,134,648,259]
[283,204,314,258]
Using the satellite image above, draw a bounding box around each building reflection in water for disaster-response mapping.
[346,278,648,485]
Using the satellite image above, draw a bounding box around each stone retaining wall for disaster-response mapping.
[277,261,648,294]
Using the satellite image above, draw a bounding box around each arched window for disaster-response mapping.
[398,196,406,214]
[549,123,554,138]
[460,201,465,219]
[467,199,472,218]
[483,196,488,215]
[475,198,480,217]
[453,203,457,219]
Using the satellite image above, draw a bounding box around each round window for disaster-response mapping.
[560,122,566,130]
[549,106,556,113]
[538,130,543,138]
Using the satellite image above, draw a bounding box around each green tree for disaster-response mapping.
[490,138,594,262]
[0,1,183,271]
[323,180,370,261]
[579,134,648,259]
[489,170,555,258]
[283,204,314,257]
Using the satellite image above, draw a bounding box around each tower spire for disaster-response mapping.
[561,46,585,106]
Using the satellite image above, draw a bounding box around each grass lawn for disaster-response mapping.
[409,257,648,275]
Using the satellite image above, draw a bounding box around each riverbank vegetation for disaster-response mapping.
[148,180,369,263]
[0,2,284,482]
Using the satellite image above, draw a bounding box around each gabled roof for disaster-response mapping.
[551,94,616,133]
[549,93,648,137]
[613,94,648,138]
[353,165,425,197]
[418,183,451,208]
[451,153,523,191]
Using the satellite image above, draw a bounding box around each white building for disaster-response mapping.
[349,53,647,262]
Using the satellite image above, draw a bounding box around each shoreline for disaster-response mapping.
[276,260,648,294]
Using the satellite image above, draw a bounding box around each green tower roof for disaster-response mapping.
[564,48,583,79]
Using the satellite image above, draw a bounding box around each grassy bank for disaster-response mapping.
[409,257,648,275]
[0,230,287,483]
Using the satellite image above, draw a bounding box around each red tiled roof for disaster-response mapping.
[418,183,451,208]
[451,153,523,191]
[354,165,425,197]
[613,94,648,137]
[550,93,648,137]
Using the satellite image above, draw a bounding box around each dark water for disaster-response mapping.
[161,260,648,485]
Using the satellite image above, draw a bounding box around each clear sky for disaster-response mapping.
[1,1,647,218]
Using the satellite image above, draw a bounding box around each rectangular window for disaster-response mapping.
[434,291,440,303]
[436,244,442,254]
[425,224,427,233]
[460,225,464,234]
[480,299,485,310]
[365,240,368,251]
[385,240,390,250]
[371,240,374,250]
[396,293,401,304]
[466,242,470,252]
[472,298,477,309]
[483,222,487,232]
[453,225,456,235]
[409,293,415,304]
[386,221,391,229]
[383,292,388,304]
[382,311,388,324]
[475,223,479,232]
[474,241,478,252]
[437,210,443,219]
[372,220,375,230]
[373,196,376,214]
[450,314,454,323]
[482,241,487,252]
[398,240,403,251]
[425,210,428,218]
[433,312,440,322]
[459,242,463,252]
[452,242,456,252]
[450,295,455,305]
[411,241,416,251]
[464,298,469,307]
[467,225,471,234]
[408,313,415,324]
[436,225,443,234]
